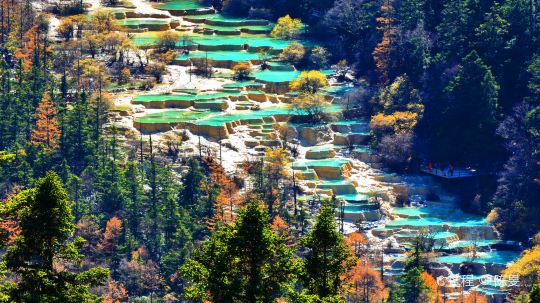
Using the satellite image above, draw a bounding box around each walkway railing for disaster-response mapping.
[420,167,478,179]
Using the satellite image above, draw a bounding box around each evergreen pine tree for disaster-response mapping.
[394,241,430,303]
[301,204,354,299]
[182,200,296,303]
[0,172,109,302]
[530,284,540,303]
[438,50,500,162]
[178,158,205,209]
[124,161,146,238]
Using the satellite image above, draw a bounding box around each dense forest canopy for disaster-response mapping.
[0,0,539,301]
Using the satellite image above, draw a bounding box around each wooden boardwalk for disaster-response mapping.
[420,167,478,179]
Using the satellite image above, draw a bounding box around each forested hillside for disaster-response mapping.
[0,0,539,302]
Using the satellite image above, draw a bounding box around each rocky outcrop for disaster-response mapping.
[260,81,290,94]
[333,133,370,145]
[452,225,499,240]
[343,209,381,221]
[305,146,336,159]
[247,91,268,102]
[330,122,369,133]
[298,125,332,145]
[353,150,381,163]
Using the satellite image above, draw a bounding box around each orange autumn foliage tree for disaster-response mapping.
[0,188,22,246]
[31,92,61,150]
[272,215,295,246]
[120,247,162,295]
[12,14,53,70]
[14,23,42,69]
[343,260,386,302]
[372,0,398,84]
[76,217,102,257]
[272,215,289,234]
[208,162,241,228]
[462,291,489,303]
[420,271,439,303]
[98,216,122,254]
[445,290,488,303]
[103,280,129,303]
[345,231,368,257]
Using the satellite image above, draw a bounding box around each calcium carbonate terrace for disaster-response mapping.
[134,104,342,127]
[131,32,302,50]
[119,1,521,295]
[133,91,243,102]
[435,251,521,264]
[176,50,267,61]
[134,110,214,124]
[115,18,171,25]
[155,0,206,10]
[182,14,269,25]
[197,24,274,33]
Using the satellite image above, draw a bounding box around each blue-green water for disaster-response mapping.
[436,251,520,264]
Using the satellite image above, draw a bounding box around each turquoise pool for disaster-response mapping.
[435,251,520,264]
[156,0,205,10]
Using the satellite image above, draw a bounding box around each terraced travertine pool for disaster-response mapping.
[176,50,267,61]
[253,70,301,82]
[183,14,268,24]
[121,1,521,297]
[134,110,214,124]
[436,251,521,264]
[131,32,300,50]
[338,193,370,202]
[199,24,274,32]
[222,81,264,89]
[134,103,342,126]
[292,159,351,168]
[194,104,342,126]
[392,206,456,218]
[386,215,487,227]
[133,91,242,102]
[155,0,206,10]
[253,69,334,82]
[115,18,171,25]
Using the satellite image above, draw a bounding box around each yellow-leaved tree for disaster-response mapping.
[502,244,540,286]
[291,93,330,123]
[290,70,329,94]
[271,15,303,40]
[279,42,306,66]
[370,111,419,136]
